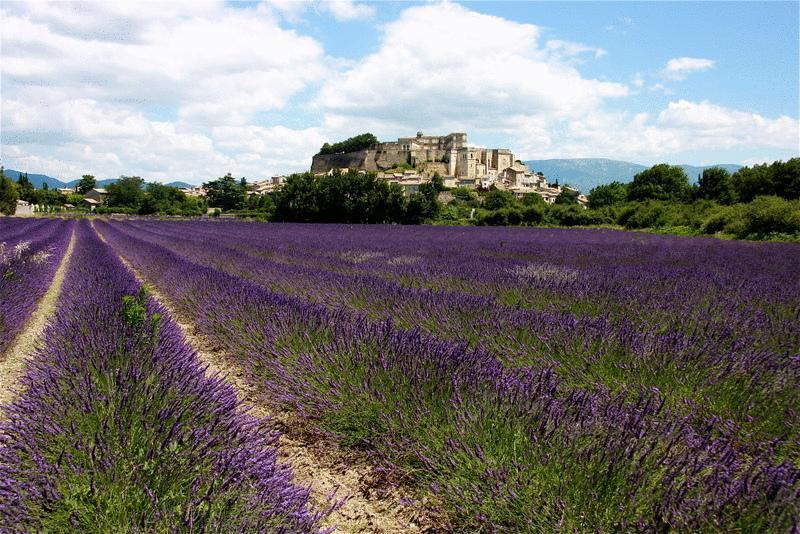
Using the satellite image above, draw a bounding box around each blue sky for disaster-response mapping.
[1,1,798,183]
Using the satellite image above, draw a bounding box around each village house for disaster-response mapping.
[14,200,34,216]
[248,176,287,196]
[84,188,108,203]
[80,188,108,211]
[180,186,207,198]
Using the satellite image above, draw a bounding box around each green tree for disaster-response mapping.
[731,164,772,202]
[317,133,378,155]
[698,167,736,204]
[15,172,35,202]
[76,174,96,194]
[771,158,800,200]
[66,193,85,206]
[521,192,547,207]
[272,173,320,222]
[555,189,579,205]
[138,182,189,215]
[627,164,690,201]
[204,173,246,211]
[106,176,145,209]
[728,196,800,238]
[431,173,445,192]
[588,182,628,209]
[0,167,19,215]
[729,159,800,202]
[404,182,440,223]
[273,170,408,223]
[451,187,480,207]
[33,188,66,207]
[483,189,515,210]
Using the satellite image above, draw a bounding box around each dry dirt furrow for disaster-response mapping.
[92,222,440,533]
[0,229,76,411]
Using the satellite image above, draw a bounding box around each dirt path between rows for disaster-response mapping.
[0,229,76,411]
[92,222,441,533]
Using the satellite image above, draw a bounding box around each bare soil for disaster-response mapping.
[92,222,443,533]
[0,229,76,412]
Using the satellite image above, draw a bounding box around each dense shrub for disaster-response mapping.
[627,164,691,202]
[317,133,378,155]
[726,196,800,238]
[482,189,516,210]
[548,204,609,226]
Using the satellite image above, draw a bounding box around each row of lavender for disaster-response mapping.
[96,219,800,530]
[0,221,323,531]
[125,220,799,354]
[0,218,74,356]
[108,219,800,454]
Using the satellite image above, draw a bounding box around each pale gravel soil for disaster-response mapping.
[0,229,76,414]
[92,222,443,533]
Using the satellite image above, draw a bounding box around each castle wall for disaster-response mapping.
[375,149,410,169]
[311,149,379,173]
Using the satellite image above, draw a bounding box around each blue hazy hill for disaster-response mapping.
[524,159,743,193]
[3,169,193,190]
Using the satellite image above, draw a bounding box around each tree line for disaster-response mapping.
[3,159,798,240]
[0,169,207,216]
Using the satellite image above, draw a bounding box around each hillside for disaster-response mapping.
[3,169,193,190]
[3,169,68,189]
[524,159,743,193]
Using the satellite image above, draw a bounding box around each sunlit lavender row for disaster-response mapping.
[0,219,73,355]
[94,219,800,531]
[0,220,324,531]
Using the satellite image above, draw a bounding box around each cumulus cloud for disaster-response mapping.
[661,57,715,81]
[0,0,328,181]
[315,1,627,137]
[545,40,607,61]
[533,100,799,160]
[265,0,375,22]
[323,1,376,21]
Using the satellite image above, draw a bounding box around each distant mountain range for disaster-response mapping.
[523,159,743,193]
[2,169,191,190]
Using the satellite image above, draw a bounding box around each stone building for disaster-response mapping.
[311,131,518,180]
[84,188,108,204]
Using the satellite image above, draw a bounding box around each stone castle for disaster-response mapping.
[311,131,515,180]
[309,131,587,205]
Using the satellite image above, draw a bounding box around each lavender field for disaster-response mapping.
[1,218,799,531]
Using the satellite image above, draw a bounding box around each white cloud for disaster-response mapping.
[315,1,627,137]
[604,16,633,33]
[648,83,674,95]
[532,100,799,160]
[545,40,607,61]
[212,125,327,169]
[323,0,376,21]
[661,56,715,81]
[0,0,328,182]
[264,0,375,22]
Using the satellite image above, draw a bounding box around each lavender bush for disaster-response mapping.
[0,218,73,355]
[95,219,800,531]
[106,220,800,452]
[0,221,323,532]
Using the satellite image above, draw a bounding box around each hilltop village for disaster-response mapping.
[7,131,583,216]
[310,132,587,205]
